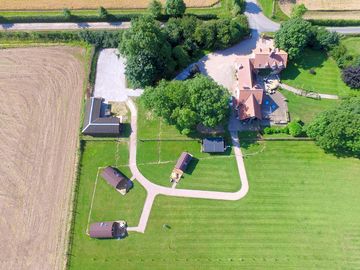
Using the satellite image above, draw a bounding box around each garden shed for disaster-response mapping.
[170,152,193,183]
[202,138,225,153]
[101,166,133,195]
[89,221,127,239]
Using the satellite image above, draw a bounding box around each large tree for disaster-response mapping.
[165,0,186,17]
[118,16,174,87]
[306,97,360,157]
[141,75,230,135]
[275,18,313,59]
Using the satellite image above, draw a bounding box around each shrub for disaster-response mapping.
[63,8,72,20]
[98,6,108,19]
[308,19,360,27]
[263,126,289,135]
[342,66,360,89]
[311,26,340,50]
[172,45,191,70]
[309,69,316,75]
[165,0,186,17]
[352,56,360,67]
[291,4,307,18]
[288,120,303,137]
[148,0,163,18]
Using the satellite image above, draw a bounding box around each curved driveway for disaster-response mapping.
[126,99,249,233]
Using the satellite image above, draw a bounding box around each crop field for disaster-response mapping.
[70,135,360,269]
[279,0,360,19]
[0,46,86,270]
[0,0,220,10]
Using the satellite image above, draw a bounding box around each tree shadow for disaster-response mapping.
[245,1,262,14]
[238,131,260,150]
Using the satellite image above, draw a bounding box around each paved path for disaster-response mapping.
[125,99,249,233]
[280,83,339,100]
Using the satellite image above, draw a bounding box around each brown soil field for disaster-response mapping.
[0,0,219,10]
[0,47,85,270]
[303,10,360,20]
[279,0,360,17]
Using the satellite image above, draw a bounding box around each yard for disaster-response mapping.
[257,0,289,22]
[70,136,360,269]
[137,102,241,192]
[342,37,360,58]
[281,48,352,97]
[279,89,339,123]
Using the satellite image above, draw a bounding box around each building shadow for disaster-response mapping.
[245,1,262,14]
[185,157,199,175]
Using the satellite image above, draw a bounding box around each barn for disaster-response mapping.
[89,221,127,239]
[101,166,133,195]
[170,152,193,183]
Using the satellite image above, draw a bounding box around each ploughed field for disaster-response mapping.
[0,0,219,10]
[0,47,85,270]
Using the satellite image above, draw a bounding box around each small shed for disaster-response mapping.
[170,152,193,183]
[89,221,127,239]
[202,138,225,153]
[101,167,133,195]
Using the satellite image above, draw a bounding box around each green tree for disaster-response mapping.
[287,120,303,137]
[63,8,72,20]
[172,45,191,70]
[141,75,230,134]
[98,6,108,19]
[118,16,173,87]
[291,4,307,18]
[165,0,186,17]
[148,0,163,18]
[312,27,340,50]
[306,97,360,157]
[275,18,313,59]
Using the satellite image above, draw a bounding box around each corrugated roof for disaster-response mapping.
[101,166,129,190]
[202,138,225,153]
[89,222,116,238]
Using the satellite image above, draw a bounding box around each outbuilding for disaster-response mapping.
[101,166,133,195]
[170,152,193,183]
[202,138,225,153]
[89,221,127,239]
[82,97,121,136]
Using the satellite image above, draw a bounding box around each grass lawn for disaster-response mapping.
[279,89,339,123]
[137,102,241,192]
[257,0,288,22]
[342,36,360,57]
[70,137,360,269]
[281,48,352,97]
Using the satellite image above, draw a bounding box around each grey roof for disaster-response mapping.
[202,138,225,153]
[89,221,126,239]
[101,167,130,190]
[82,97,120,136]
[175,152,192,172]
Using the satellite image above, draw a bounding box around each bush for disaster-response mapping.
[342,66,360,89]
[172,45,191,70]
[309,69,316,75]
[288,120,304,137]
[98,6,108,19]
[148,0,163,18]
[263,126,289,135]
[165,0,186,17]
[308,19,360,27]
[311,26,340,50]
[306,97,360,157]
[63,8,72,20]
[291,4,307,18]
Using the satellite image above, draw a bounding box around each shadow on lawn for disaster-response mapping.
[281,49,327,81]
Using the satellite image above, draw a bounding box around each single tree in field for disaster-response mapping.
[63,8,72,20]
[275,18,313,59]
[306,97,360,157]
[148,0,163,18]
[165,0,186,17]
[98,6,108,19]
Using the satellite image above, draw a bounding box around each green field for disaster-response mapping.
[137,102,241,192]
[342,36,360,58]
[70,135,360,269]
[281,48,352,97]
[257,0,288,22]
[279,89,338,123]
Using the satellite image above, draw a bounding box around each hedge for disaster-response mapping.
[0,13,217,24]
[308,19,360,27]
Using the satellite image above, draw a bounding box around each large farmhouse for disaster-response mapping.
[233,39,288,121]
[82,97,121,136]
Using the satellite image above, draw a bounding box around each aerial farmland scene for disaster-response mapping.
[0,0,359,269]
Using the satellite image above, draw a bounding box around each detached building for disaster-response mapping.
[202,138,225,153]
[82,97,121,136]
[101,166,133,195]
[89,221,127,239]
[170,152,193,183]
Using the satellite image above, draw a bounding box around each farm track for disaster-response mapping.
[0,47,85,270]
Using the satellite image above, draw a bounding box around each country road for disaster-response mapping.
[1,0,360,34]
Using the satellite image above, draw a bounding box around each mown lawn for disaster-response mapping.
[257,0,288,22]
[279,88,339,123]
[281,48,352,97]
[342,36,360,57]
[137,102,241,192]
[70,138,360,269]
